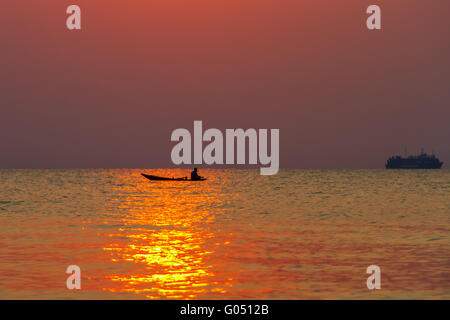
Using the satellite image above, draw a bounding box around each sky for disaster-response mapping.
[1,0,449,169]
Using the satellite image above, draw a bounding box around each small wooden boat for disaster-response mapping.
[141,173,206,181]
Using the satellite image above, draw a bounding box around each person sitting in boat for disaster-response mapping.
[190,168,203,180]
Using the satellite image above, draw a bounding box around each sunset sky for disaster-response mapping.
[1,0,449,168]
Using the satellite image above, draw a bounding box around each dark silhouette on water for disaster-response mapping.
[190,168,205,181]
[386,149,443,169]
[141,172,207,181]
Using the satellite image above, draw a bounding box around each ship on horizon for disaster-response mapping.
[385,149,443,169]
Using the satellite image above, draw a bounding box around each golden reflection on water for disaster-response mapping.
[100,170,232,299]
[0,169,449,299]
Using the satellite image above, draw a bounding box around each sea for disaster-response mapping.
[0,169,449,299]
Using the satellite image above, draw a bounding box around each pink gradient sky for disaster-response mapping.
[1,1,449,168]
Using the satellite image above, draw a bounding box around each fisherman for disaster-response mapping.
[190,168,203,181]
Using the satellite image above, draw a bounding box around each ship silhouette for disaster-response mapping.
[386,149,443,169]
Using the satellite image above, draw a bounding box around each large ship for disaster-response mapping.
[385,150,443,169]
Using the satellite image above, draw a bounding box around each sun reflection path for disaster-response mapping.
[100,170,232,299]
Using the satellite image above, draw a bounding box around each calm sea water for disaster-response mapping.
[0,169,449,299]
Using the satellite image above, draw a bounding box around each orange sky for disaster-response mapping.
[1,1,449,168]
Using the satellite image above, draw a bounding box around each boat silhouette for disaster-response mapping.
[385,150,443,169]
[141,173,207,181]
